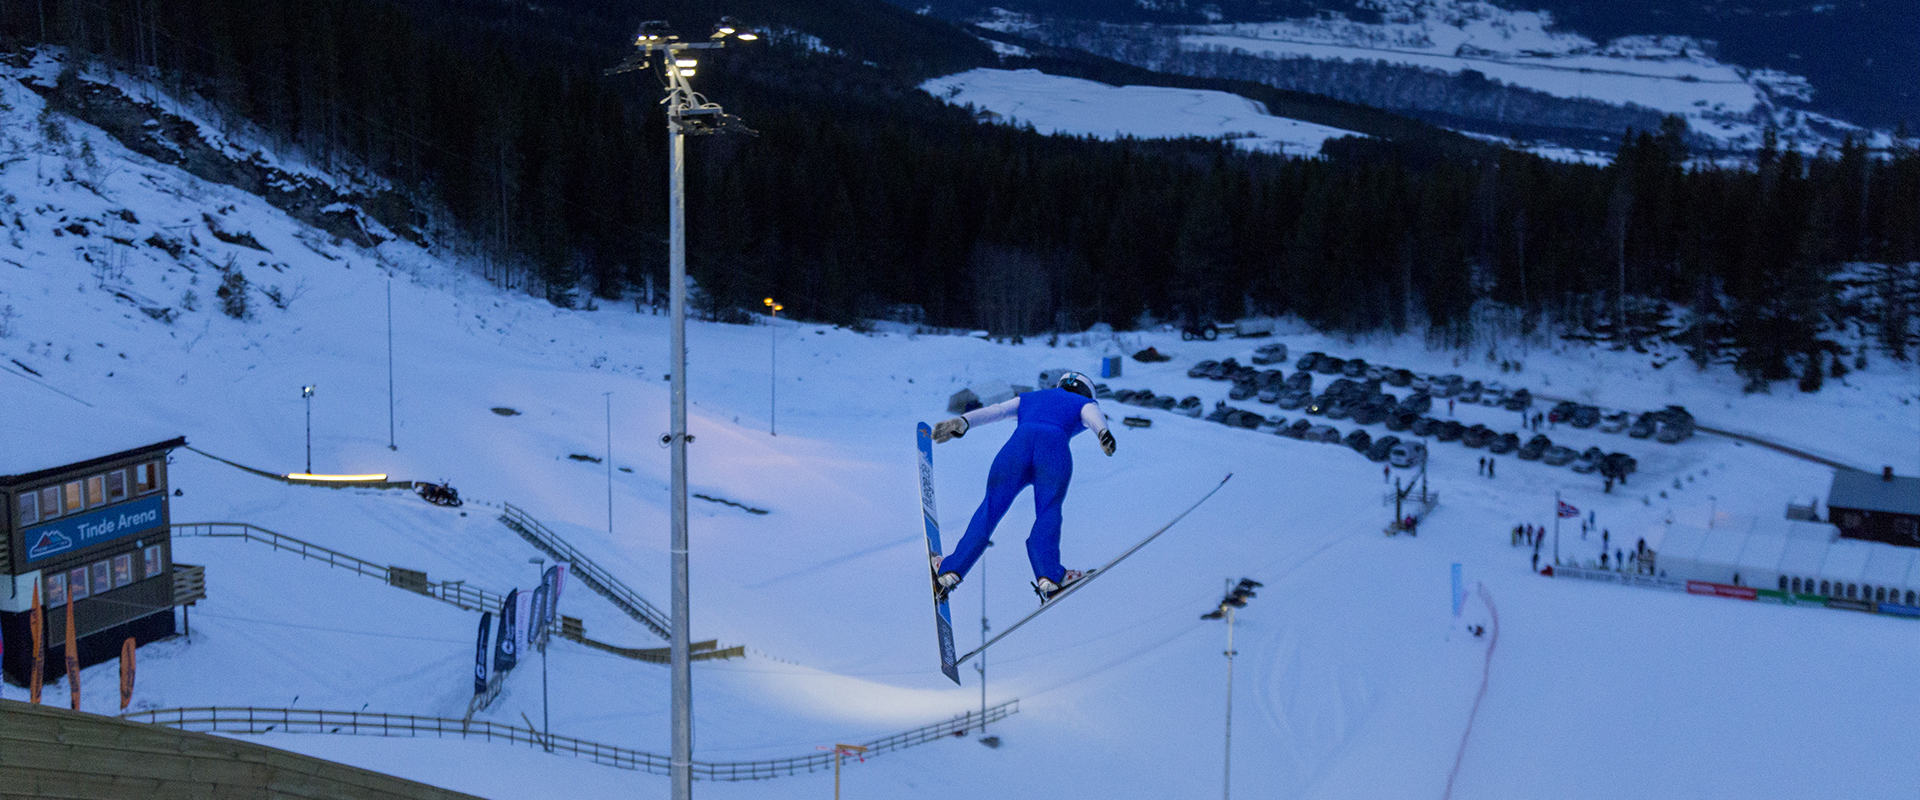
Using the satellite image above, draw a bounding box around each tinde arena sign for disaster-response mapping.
[23,494,166,563]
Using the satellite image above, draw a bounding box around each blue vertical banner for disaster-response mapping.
[528,584,551,653]
[1451,563,1465,618]
[493,589,519,674]
[474,611,493,696]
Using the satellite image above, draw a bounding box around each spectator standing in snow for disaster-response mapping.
[1488,458,1495,478]
[1479,456,1486,475]
[1531,552,1539,571]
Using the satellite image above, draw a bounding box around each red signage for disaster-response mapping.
[1687,581,1757,601]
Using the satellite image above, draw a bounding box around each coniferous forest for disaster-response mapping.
[9,0,1916,386]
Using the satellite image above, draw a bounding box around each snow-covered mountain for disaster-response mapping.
[947,0,1902,158]
[5,49,1918,800]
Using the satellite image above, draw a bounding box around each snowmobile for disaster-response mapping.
[417,481,463,507]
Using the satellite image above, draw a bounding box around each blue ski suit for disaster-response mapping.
[942,387,1108,584]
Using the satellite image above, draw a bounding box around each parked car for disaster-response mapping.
[1385,411,1417,432]
[1409,373,1434,393]
[1461,424,1495,448]
[1389,440,1429,468]
[1547,400,1580,424]
[1488,432,1520,454]
[1187,360,1220,380]
[1386,368,1414,388]
[1112,389,1139,405]
[1479,381,1506,406]
[1316,357,1346,375]
[1226,409,1263,429]
[1628,412,1659,438]
[1153,395,1177,411]
[1601,452,1638,481]
[1276,389,1310,410]
[1571,446,1606,473]
[1324,399,1353,420]
[1177,396,1203,417]
[1599,410,1631,434]
[1569,405,1601,429]
[1205,402,1233,423]
[1655,405,1695,443]
[1093,383,1113,399]
[1179,319,1221,341]
[1281,419,1312,439]
[1259,414,1287,432]
[1455,382,1483,404]
[1259,369,1286,387]
[1344,429,1372,453]
[1257,383,1285,404]
[1229,379,1259,401]
[1326,378,1358,398]
[1502,387,1533,411]
[1409,417,1441,437]
[1305,424,1342,444]
[1285,371,1314,392]
[1435,420,1467,442]
[1542,445,1579,466]
[1296,352,1326,372]
[1211,358,1243,380]
[1342,358,1369,378]
[1251,342,1289,365]
[1398,392,1433,416]
[1350,403,1387,426]
[1367,435,1402,462]
[1517,434,1552,460]
[1432,375,1466,398]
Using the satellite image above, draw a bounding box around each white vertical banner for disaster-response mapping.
[514,588,535,656]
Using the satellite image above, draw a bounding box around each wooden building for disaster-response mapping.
[2,434,187,685]
[1829,467,1920,548]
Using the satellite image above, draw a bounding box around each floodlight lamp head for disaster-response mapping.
[302,384,315,397]
[636,20,676,43]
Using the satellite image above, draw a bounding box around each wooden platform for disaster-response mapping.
[0,698,481,800]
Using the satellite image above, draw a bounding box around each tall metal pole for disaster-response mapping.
[1223,603,1237,800]
[668,102,694,800]
[303,386,314,473]
[387,277,396,450]
[769,304,777,436]
[605,392,614,534]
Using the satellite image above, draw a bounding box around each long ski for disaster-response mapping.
[918,422,962,684]
[954,473,1233,668]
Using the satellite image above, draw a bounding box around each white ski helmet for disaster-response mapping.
[1058,371,1095,399]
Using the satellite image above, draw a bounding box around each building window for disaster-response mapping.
[134,462,160,494]
[1907,591,1916,606]
[112,554,134,588]
[144,545,165,579]
[44,572,67,607]
[1847,584,1857,599]
[85,475,105,508]
[40,486,61,520]
[91,561,111,596]
[67,567,90,601]
[1790,577,1801,593]
[1874,586,1886,603]
[18,490,39,526]
[1899,518,1919,542]
[63,480,84,513]
[1778,576,1788,591]
[1819,580,1830,595]
[106,469,128,502]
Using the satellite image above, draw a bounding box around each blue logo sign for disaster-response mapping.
[22,495,166,563]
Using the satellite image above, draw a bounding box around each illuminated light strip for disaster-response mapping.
[285,473,390,482]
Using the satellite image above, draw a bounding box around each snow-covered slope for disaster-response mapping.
[922,68,1365,155]
[5,53,1919,799]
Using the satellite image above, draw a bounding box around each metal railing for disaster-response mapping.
[171,522,504,613]
[499,504,671,640]
[123,700,1017,781]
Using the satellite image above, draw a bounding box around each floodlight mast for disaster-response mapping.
[606,20,755,800]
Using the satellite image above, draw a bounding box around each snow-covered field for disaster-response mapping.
[922,68,1364,156]
[5,55,1920,799]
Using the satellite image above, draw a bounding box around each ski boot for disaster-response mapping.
[932,555,961,602]
[1032,569,1091,603]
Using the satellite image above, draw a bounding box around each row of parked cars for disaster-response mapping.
[1545,401,1695,443]
[1199,400,1433,467]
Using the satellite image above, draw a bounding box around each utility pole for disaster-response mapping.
[608,21,755,800]
[605,392,614,534]
[1203,578,1262,800]
[763,297,781,436]
[387,275,396,450]
[302,385,316,473]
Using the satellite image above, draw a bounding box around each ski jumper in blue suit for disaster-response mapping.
[941,387,1109,584]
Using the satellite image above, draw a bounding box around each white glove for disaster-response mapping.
[1098,429,1116,456]
[933,417,970,443]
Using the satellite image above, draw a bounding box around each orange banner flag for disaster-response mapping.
[119,637,136,711]
[64,589,80,711]
[29,583,43,705]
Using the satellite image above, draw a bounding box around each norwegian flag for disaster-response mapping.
[1557,500,1580,518]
